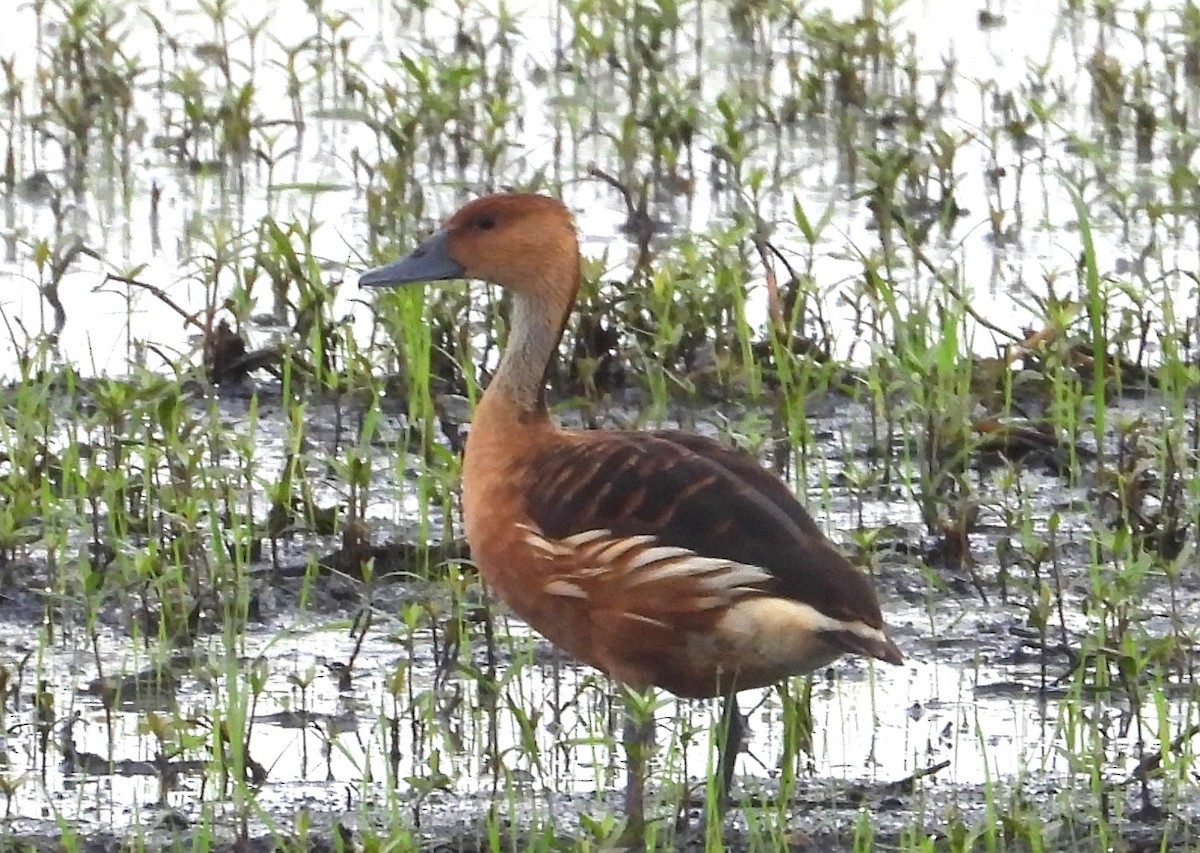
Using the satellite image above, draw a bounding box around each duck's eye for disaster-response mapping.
[476,214,497,230]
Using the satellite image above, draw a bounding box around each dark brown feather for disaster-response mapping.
[523,431,886,629]
[646,430,826,539]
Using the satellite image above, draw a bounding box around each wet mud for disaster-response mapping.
[1,388,1198,852]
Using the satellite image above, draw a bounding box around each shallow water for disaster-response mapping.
[0,600,1167,829]
[2,0,1199,847]
[2,0,1193,372]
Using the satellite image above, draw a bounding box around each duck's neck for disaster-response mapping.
[482,287,572,420]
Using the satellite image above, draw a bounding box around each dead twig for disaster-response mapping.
[98,273,209,334]
[881,759,951,795]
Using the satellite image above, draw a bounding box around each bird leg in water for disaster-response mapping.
[679,694,748,844]
[715,693,746,811]
[621,697,655,840]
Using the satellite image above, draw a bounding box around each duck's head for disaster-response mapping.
[360,193,580,301]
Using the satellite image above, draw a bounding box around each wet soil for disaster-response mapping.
[2,386,1199,852]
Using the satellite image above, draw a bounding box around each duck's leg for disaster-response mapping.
[715,693,745,810]
[621,701,654,841]
[682,694,745,844]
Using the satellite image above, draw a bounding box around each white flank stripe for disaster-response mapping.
[622,556,729,587]
[621,612,670,629]
[524,534,571,557]
[544,579,588,599]
[592,535,654,564]
[626,545,694,569]
[697,563,772,590]
[562,529,612,547]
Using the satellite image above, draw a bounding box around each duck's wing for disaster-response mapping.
[645,430,826,539]
[520,430,901,665]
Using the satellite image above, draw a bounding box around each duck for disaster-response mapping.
[360,192,903,836]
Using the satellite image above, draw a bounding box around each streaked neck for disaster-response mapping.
[484,288,570,417]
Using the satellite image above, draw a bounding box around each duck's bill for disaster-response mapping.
[359,229,464,287]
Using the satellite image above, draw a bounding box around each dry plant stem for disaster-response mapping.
[101,274,210,333]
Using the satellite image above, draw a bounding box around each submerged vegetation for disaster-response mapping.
[2,0,1200,849]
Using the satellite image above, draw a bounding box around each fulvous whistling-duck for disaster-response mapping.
[360,192,903,833]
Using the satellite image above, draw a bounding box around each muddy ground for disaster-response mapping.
[2,387,1199,852]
